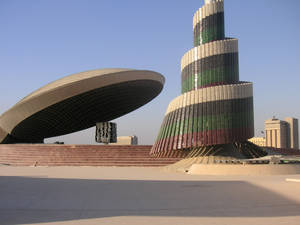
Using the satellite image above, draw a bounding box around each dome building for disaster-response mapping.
[0,69,164,144]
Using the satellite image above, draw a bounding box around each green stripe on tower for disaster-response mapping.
[194,26,225,46]
[181,52,239,93]
[193,12,225,46]
[156,97,253,140]
[181,65,239,93]
[156,111,253,141]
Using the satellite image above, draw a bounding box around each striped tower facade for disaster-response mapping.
[151,0,257,158]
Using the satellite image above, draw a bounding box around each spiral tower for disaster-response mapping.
[151,0,266,159]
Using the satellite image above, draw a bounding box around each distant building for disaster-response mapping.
[284,117,299,149]
[265,117,299,149]
[109,136,138,145]
[265,118,289,148]
[248,137,266,147]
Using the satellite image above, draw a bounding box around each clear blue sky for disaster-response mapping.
[0,0,299,144]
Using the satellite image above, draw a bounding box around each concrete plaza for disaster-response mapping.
[0,166,299,225]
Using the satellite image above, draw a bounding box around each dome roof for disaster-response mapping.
[0,69,164,143]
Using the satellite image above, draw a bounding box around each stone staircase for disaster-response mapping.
[264,147,300,156]
[0,144,181,167]
[0,145,298,167]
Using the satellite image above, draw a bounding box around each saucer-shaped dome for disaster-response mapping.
[0,69,164,143]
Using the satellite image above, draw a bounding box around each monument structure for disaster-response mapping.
[151,0,266,160]
[0,69,164,144]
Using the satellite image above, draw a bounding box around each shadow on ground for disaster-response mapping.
[0,176,299,224]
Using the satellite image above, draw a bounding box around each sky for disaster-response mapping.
[0,0,299,145]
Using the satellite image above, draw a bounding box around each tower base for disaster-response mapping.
[186,141,267,159]
[164,141,268,172]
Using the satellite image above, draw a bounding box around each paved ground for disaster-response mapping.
[0,166,300,225]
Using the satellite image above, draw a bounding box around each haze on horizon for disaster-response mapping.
[0,0,299,145]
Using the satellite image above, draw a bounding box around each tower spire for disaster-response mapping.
[204,0,218,4]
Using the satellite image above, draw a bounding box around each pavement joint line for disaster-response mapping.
[286,178,300,183]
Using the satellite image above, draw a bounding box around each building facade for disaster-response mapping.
[248,137,266,147]
[265,117,299,149]
[109,136,138,145]
[151,0,256,157]
[284,117,299,149]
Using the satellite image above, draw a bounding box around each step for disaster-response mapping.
[0,144,180,167]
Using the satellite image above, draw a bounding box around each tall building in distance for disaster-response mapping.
[265,118,289,149]
[284,117,299,149]
[151,0,266,159]
[265,117,299,149]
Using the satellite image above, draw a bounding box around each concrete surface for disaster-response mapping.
[188,164,300,175]
[0,166,300,225]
